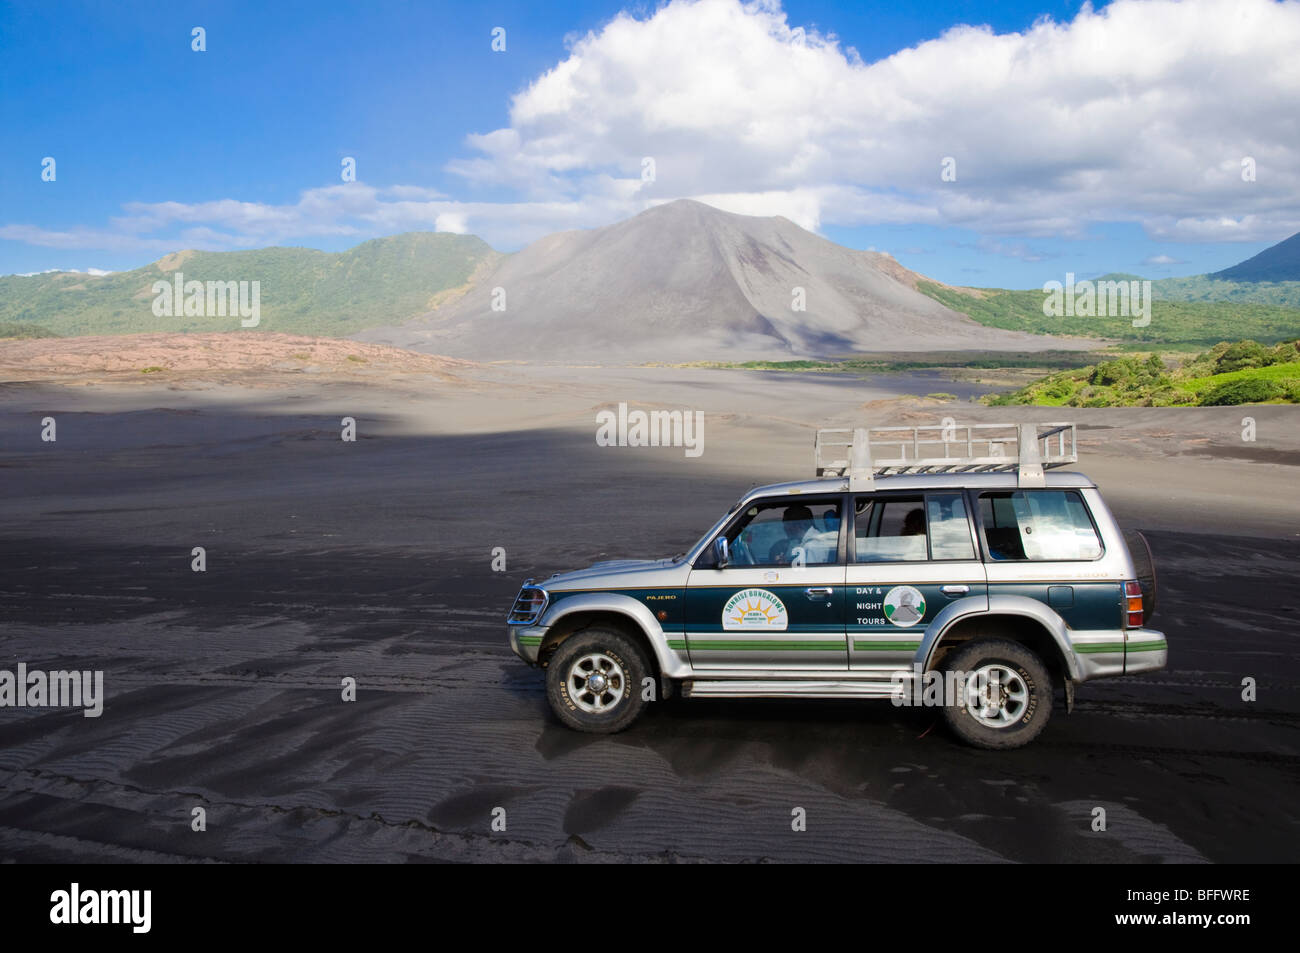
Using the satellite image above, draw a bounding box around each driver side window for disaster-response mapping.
[722,499,841,567]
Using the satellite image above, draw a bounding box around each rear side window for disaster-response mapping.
[979,491,1102,561]
[927,493,976,560]
[856,496,927,562]
[854,492,976,562]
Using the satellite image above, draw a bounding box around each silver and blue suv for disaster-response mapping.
[507,423,1166,749]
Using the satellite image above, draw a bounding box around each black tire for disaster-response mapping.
[938,639,1053,750]
[1124,529,1158,620]
[545,628,651,733]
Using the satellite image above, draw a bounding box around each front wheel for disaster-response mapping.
[546,628,651,733]
[939,639,1053,749]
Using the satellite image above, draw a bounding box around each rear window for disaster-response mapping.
[978,491,1102,561]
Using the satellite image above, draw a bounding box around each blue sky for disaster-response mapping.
[3,0,1298,286]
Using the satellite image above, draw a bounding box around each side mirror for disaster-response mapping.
[713,536,730,569]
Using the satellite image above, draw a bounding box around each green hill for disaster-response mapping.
[1148,274,1300,308]
[919,280,1300,349]
[0,232,501,338]
[1098,232,1300,307]
[931,232,1300,332]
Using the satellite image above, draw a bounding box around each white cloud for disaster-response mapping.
[0,224,185,254]
[434,212,469,234]
[672,189,824,231]
[455,0,1300,243]
[12,266,113,277]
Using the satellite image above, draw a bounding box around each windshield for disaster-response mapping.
[680,497,746,562]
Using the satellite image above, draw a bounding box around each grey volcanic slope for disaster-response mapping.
[357,200,1096,361]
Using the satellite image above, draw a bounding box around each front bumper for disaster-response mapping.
[508,624,548,665]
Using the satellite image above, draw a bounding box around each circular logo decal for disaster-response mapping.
[722,588,789,631]
[883,585,926,626]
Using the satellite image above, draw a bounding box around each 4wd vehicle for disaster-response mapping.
[506,422,1165,749]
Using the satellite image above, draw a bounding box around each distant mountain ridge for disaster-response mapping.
[916,234,1300,349]
[5,208,1296,358]
[358,200,1093,360]
[0,233,500,338]
[1104,231,1300,308]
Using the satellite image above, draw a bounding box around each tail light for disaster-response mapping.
[1124,580,1143,628]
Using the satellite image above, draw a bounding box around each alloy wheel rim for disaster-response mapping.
[568,653,627,714]
[963,663,1030,728]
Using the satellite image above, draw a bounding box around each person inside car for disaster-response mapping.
[901,508,926,536]
[766,504,840,565]
[767,505,814,565]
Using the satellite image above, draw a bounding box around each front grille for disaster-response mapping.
[507,585,548,624]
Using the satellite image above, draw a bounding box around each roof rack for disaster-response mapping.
[814,422,1077,491]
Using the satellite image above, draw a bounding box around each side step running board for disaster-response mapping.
[683,680,905,699]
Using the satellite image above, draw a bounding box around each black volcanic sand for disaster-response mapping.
[0,370,1296,862]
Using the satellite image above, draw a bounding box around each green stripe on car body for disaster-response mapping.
[1127,640,1168,652]
[687,640,845,651]
[1073,640,1167,654]
[853,641,922,652]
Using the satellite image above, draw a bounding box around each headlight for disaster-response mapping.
[507,582,549,625]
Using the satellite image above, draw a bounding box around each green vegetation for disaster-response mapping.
[0,322,58,339]
[985,339,1300,407]
[0,233,500,338]
[918,280,1300,348]
[1151,275,1300,308]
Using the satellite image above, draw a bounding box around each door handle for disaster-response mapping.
[942,584,970,595]
[804,587,833,599]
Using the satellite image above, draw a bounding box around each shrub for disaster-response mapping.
[1081,392,1118,408]
[1089,358,1134,386]
[1198,378,1283,405]
[1043,378,1075,400]
[1214,339,1272,373]
[1270,339,1300,364]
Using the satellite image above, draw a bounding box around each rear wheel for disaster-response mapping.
[546,628,650,733]
[939,639,1053,749]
